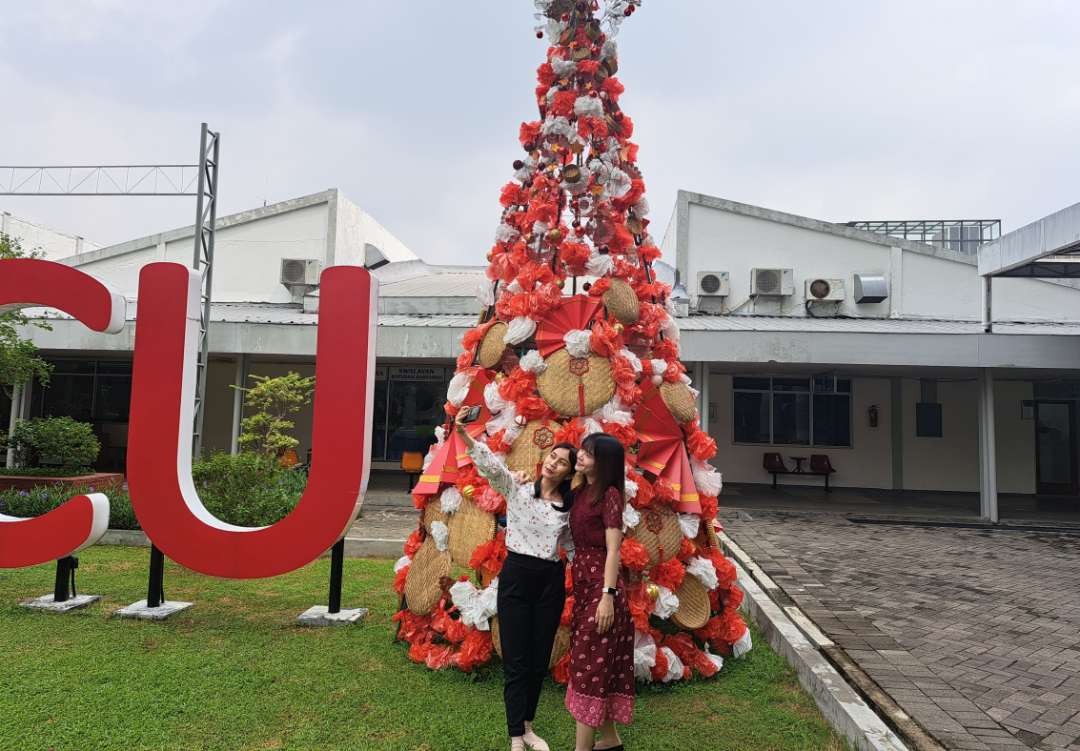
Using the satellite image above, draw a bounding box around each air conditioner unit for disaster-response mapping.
[750,268,794,297]
[696,271,730,297]
[805,278,846,302]
[280,258,322,287]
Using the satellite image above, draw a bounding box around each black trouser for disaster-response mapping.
[497,551,566,738]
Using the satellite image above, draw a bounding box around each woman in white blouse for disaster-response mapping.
[457,418,577,751]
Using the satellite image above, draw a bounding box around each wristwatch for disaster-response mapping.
[603,586,619,597]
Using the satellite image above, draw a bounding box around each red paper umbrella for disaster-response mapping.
[412,430,472,498]
[635,384,702,514]
[535,296,603,356]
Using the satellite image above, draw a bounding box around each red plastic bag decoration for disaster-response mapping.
[651,557,686,592]
[620,538,649,571]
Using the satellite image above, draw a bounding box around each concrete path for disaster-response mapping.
[723,509,1080,750]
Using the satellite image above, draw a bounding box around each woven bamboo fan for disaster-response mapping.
[603,278,640,325]
[627,506,683,565]
[404,538,451,615]
[537,349,615,417]
[477,321,509,368]
[549,626,572,669]
[507,419,561,480]
[447,497,497,567]
[672,573,710,630]
[422,500,449,533]
[660,382,697,423]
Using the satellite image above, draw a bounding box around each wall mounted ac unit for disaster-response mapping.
[696,270,730,297]
[280,258,322,287]
[805,278,846,302]
[750,268,794,297]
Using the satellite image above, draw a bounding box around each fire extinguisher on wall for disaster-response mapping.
[868,404,879,428]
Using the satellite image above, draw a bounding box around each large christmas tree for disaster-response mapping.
[393,0,751,683]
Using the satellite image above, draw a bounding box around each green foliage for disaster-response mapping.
[6,416,100,470]
[235,372,314,458]
[191,452,306,527]
[0,233,52,398]
[0,483,138,530]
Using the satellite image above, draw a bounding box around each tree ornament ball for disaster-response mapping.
[515,414,528,426]
[647,583,661,601]
[555,278,566,289]
[613,323,624,334]
[651,375,664,386]
[462,484,476,501]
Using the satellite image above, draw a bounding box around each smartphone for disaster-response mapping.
[459,405,483,424]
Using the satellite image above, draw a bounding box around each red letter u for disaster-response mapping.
[0,259,123,568]
[126,262,377,578]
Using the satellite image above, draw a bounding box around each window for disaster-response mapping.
[733,376,852,447]
[915,403,943,438]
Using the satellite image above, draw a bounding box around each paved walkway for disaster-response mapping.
[723,510,1080,750]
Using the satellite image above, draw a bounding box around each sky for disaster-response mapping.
[2,0,1078,266]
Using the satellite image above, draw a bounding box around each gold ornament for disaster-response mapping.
[646,583,661,601]
[555,278,566,289]
[462,484,476,501]
[613,323,624,335]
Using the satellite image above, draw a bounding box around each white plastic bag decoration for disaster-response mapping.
[622,504,641,532]
[394,555,411,573]
[654,585,680,620]
[733,628,753,658]
[661,647,684,683]
[633,631,658,682]
[430,521,450,552]
[439,486,463,515]
[449,578,500,631]
[505,316,537,345]
[518,350,547,374]
[703,646,725,673]
[563,329,593,358]
[447,372,472,407]
[691,458,723,497]
[624,477,639,500]
[678,513,701,540]
[687,556,719,590]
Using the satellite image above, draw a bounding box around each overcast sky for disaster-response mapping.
[2,1,1078,265]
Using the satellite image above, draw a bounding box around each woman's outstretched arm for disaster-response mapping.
[456,419,518,501]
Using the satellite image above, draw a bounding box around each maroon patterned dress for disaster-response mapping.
[565,484,635,728]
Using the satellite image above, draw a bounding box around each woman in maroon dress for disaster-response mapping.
[566,433,634,751]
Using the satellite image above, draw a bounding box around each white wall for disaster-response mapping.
[705,371,1036,494]
[1,211,100,260]
[680,197,1080,323]
[707,373,894,489]
[332,194,417,267]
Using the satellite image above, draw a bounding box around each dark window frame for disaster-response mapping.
[733,375,853,448]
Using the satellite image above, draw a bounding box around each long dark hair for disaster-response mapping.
[533,441,578,508]
[580,433,625,505]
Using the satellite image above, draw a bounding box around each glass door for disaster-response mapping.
[1034,401,1077,495]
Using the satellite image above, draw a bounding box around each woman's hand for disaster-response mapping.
[511,470,529,484]
[595,593,614,634]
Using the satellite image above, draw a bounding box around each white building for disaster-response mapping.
[1,210,100,260]
[6,188,1080,521]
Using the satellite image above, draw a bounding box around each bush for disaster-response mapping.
[6,417,100,471]
[0,452,306,531]
[192,452,306,527]
[0,484,138,530]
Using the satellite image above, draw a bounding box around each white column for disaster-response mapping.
[978,369,999,522]
[6,383,24,469]
[695,361,710,434]
[230,355,249,455]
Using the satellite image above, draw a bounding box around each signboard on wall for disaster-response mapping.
[388,366,445,382]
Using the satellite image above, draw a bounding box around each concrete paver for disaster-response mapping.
[724,510,1080,750]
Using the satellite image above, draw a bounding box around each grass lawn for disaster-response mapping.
[0,547,844,751]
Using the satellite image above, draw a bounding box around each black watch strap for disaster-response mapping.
[604,586,619,597]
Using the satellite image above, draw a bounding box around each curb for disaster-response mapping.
[725,536,910,751]
[97,529,404,560]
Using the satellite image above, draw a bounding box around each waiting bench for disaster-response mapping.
[763,452,836,491]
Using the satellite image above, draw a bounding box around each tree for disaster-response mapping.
[393,0,750,680]
[0,234,52,401]
[235,372,315,458]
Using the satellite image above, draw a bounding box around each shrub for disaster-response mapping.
[0,453,306,531]
[235,372,314,458]
[7,417,100,471]
[192,452,306,527]
[0,483,138,530]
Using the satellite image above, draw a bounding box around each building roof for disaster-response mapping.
[979,201,1080,278]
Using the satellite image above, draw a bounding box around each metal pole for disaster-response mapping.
[53,556,77,602]
[328,539,345,614]
[193,127,219,458]
[147,545,165,607]
[982,275,993,333]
